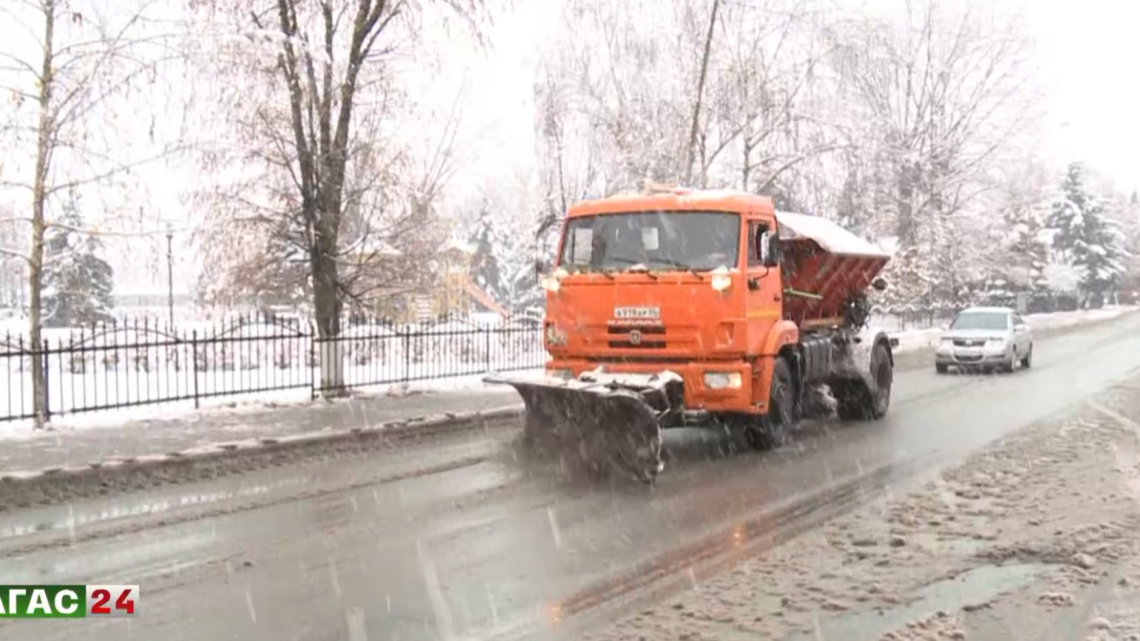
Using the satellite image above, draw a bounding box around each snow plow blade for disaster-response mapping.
[483,370,683,482]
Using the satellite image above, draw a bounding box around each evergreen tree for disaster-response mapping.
[1074,209,1129,302]
[1045,162,1092,257]
[1045,162,1130,303]
[42,205,115,328]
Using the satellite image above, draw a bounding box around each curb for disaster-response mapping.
[0,405,524,512]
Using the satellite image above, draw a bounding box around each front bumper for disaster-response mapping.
[545,360,756,413]
[935,347,1012,367]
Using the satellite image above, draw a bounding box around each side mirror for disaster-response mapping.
[534,258,548,278]
[763,233,780,267]
[871,277,888,292]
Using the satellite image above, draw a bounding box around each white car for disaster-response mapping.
[934,306,1033,374]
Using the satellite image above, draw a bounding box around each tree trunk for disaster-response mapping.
[311,216,345,397]
[28,0,56,430]
[684,0,720,186]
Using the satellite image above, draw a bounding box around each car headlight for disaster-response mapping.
[704,372,742,389]
[984,338,1007,351]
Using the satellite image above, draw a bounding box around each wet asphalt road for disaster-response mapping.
[2,312,1140,641]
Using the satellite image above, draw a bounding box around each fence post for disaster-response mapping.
[309,323,317,400]
[191,330,200,409]
[484,326,491,373]
[41,339,51,423]
[402,328,410,384]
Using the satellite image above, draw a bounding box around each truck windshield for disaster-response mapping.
[558,211,740,273]
[950,312,1010,331]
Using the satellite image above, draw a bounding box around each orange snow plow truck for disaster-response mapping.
[485,185,897,482]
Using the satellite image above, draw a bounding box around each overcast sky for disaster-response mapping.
[449,0,1140,196]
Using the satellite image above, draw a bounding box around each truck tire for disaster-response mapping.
[745,357,794,450]
[835,341,892,421]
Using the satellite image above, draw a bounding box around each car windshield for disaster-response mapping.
[558,211,740,273]
[950,311,1010,331]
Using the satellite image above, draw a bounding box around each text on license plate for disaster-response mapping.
[613,306,660,319]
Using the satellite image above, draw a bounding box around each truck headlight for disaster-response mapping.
[540,274,561,293]
[545,323,568,346]
[710,272,732,292]
[704,372,742,389]
[546,368,573,380]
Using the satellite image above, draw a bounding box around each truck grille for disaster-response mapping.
[607,325,666,349]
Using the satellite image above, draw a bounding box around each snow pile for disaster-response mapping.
[587,376,1140,641]
[777,210,891,258]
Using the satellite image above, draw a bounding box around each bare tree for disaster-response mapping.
[185,0,486,391]
[0,0,177,427]
[826,0,1040,305]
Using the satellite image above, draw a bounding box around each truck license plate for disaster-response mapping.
[614,306,660,319]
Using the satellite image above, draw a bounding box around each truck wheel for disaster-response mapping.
[836,341,892,421]
[746,357,794,450]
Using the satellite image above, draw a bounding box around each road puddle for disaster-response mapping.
[788,562,1056,641]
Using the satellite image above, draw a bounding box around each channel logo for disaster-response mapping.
[0,585,138,618]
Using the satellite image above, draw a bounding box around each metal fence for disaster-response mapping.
[0,315,546,423]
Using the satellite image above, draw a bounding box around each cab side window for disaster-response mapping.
[747,221,768,267]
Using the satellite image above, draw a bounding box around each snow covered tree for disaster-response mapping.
[1004,201,1050,294]
[42,203,114,328]
[467,204,507,306]
[1045,163,1093,257]
[460,177,545,314]
[0,0,175,427]
[1046,162,1131,304]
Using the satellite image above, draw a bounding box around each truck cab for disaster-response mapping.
[537,188,786,418]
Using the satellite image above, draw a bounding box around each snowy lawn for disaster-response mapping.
[0,318,545,423]
[0,368,541,441]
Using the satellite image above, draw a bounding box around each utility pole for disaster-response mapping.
[166,226,174,328]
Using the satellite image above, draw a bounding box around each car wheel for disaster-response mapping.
[1020,343,1032,369]
[935,363,948,375]
[1002,351,1016,374]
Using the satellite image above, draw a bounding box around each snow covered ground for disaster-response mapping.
[0,368,542,439]
[586,375,1140,641]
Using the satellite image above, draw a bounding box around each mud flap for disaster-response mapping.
[484,371,679,482]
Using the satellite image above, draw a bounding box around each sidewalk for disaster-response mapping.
[0,385,522,474]
[586,375,1140,641]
